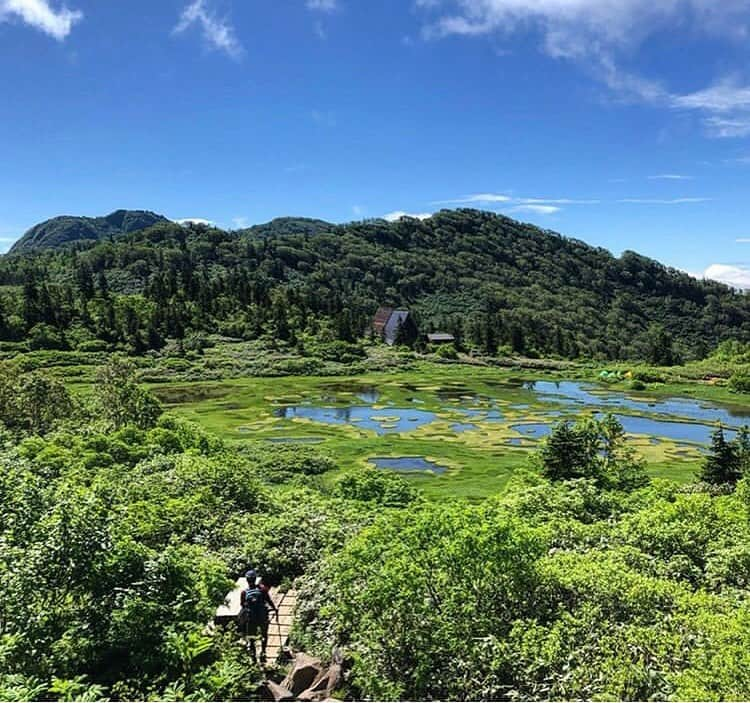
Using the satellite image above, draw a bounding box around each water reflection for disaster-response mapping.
[274,405,436,435]
[526,381,750,428]
[370,457,447,474]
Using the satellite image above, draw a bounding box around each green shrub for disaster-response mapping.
[332,465,420,507]
[432,343,458,360]
[730,370,750,393]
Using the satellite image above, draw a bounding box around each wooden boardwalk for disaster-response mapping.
[266,588,297,662]
[214,577,297,663]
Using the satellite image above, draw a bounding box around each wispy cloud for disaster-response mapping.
[432,193,512,205]
[648,174,693,181]
[306,0,337,11]
[383,211,433,222]
[0,0,82,40]
[417,1,749,56]
[311,109,337,127]
[511,204,560,215]
[618,197,711,204]
[174,0,243,60]
[703,263,750,289]
[432,193,600,213]
[520,198,600,205]
[416,1,750,139]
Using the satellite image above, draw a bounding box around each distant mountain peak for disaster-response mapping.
[8,209,170,254]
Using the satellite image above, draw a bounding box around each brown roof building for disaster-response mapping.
[371,307,416,346]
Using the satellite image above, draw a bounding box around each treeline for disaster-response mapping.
[1,209,748,361]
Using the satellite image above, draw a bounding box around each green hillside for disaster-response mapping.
[9,209,169,254]
[1,208,747,361]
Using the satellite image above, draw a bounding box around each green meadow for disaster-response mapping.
[150,363,741,500]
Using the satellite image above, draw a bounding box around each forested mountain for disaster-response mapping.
[237,216,334,238]
[1,208,748,361]
[9,209,168,254]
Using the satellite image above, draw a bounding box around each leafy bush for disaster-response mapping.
[331,465,421,507]
[729,370,750,393]
[432,343,459,360]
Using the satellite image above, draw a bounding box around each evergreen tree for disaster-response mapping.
[700,427,742,486]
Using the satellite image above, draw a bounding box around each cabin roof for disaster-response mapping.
[428,332,455,342]
[372,306,394,333]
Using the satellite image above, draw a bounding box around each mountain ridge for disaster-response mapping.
[8,209,170,254]
[0,208,746,361]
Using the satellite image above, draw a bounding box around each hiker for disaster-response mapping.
[239,569,278,663]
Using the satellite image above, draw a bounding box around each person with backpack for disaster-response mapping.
[239,569,278,663]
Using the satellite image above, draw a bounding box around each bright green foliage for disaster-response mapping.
[538,415,649,490]
[0,361,359,700]
[729,369,750,392]
[241,443,336,484]
[0,365,75,436]
[92,357,162,430]
[331,465,421,507]
[321,503,546,700]
[307,477,750,701]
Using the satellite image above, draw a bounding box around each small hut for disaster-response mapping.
[427,333,455,345]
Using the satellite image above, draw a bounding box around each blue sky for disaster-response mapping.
[1,0,750,284]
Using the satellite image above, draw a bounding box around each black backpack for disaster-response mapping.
[241,587,266,625]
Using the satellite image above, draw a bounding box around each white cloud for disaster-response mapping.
[511,204,560,215]
[520,197,600,204]
[306,0,337,10]
[672,80,750,113]
[418,1,749,56]
[232,216,250,228]
[177,217,215,226]
[703,264,750,289]
[383,211,433,222]
[432,193,513,204]
[432,193,600,212]
[648,174,692,181]
[416,1,750,139]
[174,0,243,60]
[618,198,711,204]
[0,0,82,39]
[702,115,750,138]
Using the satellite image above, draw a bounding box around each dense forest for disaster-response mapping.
[1,209,748,362]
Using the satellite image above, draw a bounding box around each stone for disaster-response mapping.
[297,662,343,702]
[260,680,295,702]
[281,653,324,696]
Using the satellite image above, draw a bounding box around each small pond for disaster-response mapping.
[527,381,750,428]
[272,380,750,447]
[265,437,325,444]
[273,405,437,435]
[510,414,739,445]
[369,457,448,474]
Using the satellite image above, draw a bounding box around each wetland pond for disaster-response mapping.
[267,380,750,473]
